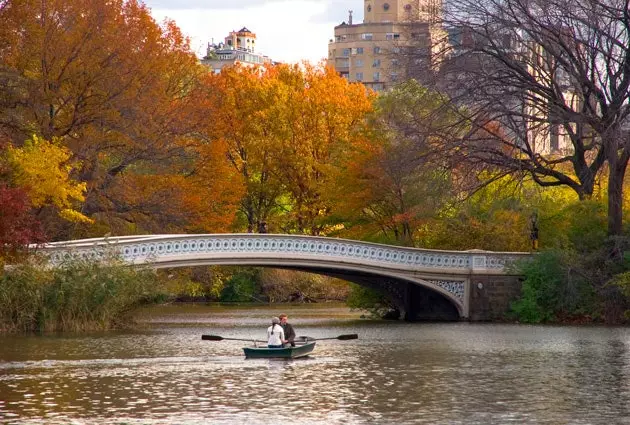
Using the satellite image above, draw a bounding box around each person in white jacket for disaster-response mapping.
[267,317,286,348]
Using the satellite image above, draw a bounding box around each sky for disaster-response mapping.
[143,0,364,64]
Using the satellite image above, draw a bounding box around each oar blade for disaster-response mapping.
[337,334,358,340]
[201,335,224,341]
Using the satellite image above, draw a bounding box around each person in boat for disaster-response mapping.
[279,314,296,347]
[267,317,286,348]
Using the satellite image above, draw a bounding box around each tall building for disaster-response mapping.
[202,27,274,74]
[327,0,446,91]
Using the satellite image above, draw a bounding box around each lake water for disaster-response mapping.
[1,304,629,424]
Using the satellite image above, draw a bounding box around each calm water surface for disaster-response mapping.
[1,304,629,424]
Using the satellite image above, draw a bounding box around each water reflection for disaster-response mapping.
[1,305,629,424]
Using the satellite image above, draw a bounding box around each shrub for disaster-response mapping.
[220,267,262,302]
[511,250,600,323]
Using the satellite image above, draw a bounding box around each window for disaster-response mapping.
[354,59,364,67]
[373,72,380,81]
[392,47,400,54]
[355,72,363,81]
[373,46,381,54]
[383,3,390,10]
[342,48,351,57]
[373,59,381,68]
[356,47,364,54]
[361,33,373,40]
[391,72,399,81]
[386,33,400,40]
[391,59,399,67]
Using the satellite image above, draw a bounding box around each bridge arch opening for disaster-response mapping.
[251,265,463,322]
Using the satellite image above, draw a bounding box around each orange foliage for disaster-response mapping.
[199,63,375,234]
[0,0,245,237]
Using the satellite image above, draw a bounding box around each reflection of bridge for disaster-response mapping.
[42,234,531,322]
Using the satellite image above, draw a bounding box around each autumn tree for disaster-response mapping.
[270,64,374,235]
[199,65,285,233]
[202,63,374,235]
[0,0,227,237]
[0,185,44,263]
[328,80,460,246]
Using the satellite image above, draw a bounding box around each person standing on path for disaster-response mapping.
[279,314,295,347]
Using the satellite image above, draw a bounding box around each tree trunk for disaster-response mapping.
[608,170,624,237]
[607,140,629,238]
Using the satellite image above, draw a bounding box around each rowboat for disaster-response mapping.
[201,333,357,358]
[243,340,316,359]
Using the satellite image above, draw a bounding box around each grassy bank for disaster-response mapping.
[0,254,166,333]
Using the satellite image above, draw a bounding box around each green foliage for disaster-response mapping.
[511,250,600,323]
[510,252,564,323]
[346,284,397,319]
[220,267,262,302]
[563,201,608,253]
[610,271,630,319]
[161,267,226,301]
[0,254,165,333]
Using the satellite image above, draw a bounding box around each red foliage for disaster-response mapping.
[0,184,46,256]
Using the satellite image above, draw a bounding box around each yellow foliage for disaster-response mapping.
[6,135,90,223]
[59,209,94,224]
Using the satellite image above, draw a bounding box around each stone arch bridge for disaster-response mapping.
[41,234,531,321]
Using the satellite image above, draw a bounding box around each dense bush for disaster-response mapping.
[346,284,398,319]
[220,267,262,302]
[510,247,626,323]
[260,269,350,303]
[0,254,165,332]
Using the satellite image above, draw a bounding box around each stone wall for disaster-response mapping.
[468,275,523,321]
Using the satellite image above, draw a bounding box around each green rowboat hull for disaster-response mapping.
[243,341,316,359]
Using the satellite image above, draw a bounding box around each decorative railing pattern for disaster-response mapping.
[427,280,466,303]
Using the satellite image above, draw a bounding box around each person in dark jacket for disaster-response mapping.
[279,314,295,347]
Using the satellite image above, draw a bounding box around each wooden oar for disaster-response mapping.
[298,334,358,341]
[202,335,266,343]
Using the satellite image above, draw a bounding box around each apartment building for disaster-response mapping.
[327,0,446,91]
[202,27,274,74]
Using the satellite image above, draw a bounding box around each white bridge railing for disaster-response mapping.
[40,234,531,276]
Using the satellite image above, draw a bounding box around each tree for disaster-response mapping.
[432,0,630,237]
[202,63,374,235]
[0,185,44,262]
[328,80,458,246]
[200,65,286,233]
[0,0,212,237]
[270,64,374,235]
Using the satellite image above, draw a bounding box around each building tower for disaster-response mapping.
[328,0,445,91]
[202,27,275,74]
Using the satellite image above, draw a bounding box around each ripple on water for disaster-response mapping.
[1,307,630,424]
